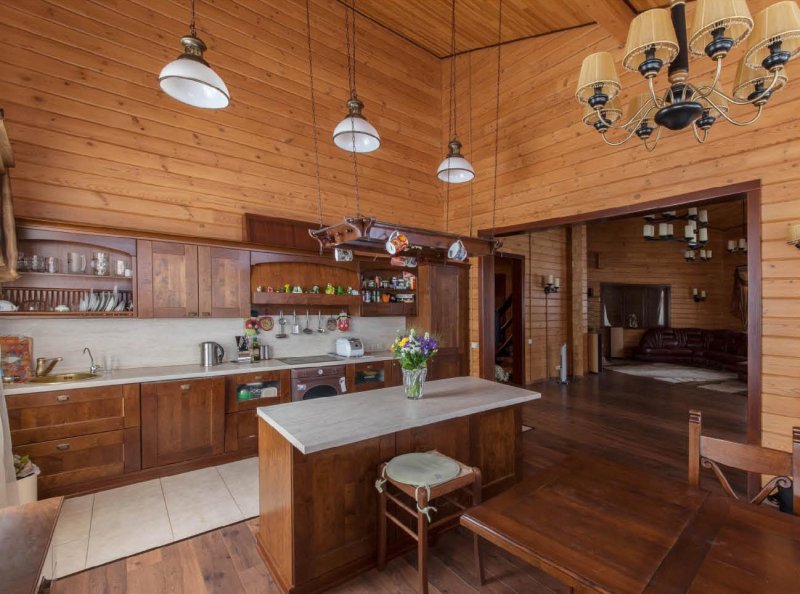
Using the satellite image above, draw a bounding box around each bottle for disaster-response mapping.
[251,335,260,361]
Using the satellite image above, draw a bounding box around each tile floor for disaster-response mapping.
[44,456,258,579]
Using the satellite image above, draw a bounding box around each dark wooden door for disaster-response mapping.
[138,240,200,318]
[141,377,225,468]
[198,246,250,318]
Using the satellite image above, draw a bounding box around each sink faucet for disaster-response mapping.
[35,357,62,377]
[83,347,99,374]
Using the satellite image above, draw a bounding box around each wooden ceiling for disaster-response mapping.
[351,0,671,58]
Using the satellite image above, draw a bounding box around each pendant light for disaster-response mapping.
[158,0,229,109]
[437,0,475,183]
[333,0,380,153]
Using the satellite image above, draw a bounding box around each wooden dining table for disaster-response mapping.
[460,455,800,593]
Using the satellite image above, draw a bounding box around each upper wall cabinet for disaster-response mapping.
[138,241,249,318]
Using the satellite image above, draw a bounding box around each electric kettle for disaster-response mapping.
[200,341,225,366]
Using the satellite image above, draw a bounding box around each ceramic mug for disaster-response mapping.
[447,239,468,262]
[91,251,110,276]
[45,256,59,273]
[115,260,126,276]
[385,231,409,255]
[67,252,86,274]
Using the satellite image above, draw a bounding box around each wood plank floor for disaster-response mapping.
[52,371,747,594]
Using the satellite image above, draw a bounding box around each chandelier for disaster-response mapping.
[575,0,800,150]
[643,208,709,246]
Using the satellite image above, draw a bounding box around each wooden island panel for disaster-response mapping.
[257,403,521,594]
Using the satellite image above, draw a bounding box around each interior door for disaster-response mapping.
[198,246,250,318]
[141,377,225,468]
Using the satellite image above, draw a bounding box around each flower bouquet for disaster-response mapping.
[390,329,438,399]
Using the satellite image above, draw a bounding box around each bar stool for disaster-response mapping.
[375,450,483,594]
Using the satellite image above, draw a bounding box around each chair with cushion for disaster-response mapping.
[688,409,800,513]
[375,450,483,593]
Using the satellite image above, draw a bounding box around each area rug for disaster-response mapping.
[697,381,748,394]
[606,362,737,384]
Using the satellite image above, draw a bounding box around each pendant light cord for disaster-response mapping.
[490,0,503,239]
[305,0,323,229]
[448,0,457,141]
[189,0,197,37]
[345,0,361,215]
[468,52,474,238]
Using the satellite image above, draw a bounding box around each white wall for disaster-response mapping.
[1,316,405,371]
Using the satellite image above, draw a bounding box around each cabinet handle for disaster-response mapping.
[253,376,262,381]
[187,312,198,318]
[56,394,70,402]
[180,384,191,391]
[56,443,70,451]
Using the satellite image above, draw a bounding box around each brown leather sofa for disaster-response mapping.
[634,328,747,376]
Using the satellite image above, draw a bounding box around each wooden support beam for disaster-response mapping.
[573,0,636,45]
[569,225,588,377]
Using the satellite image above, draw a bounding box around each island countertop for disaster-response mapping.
[257,376,540,454]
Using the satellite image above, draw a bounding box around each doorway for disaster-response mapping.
[494,253,525,385]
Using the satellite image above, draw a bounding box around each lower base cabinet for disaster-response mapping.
[224,370,291,454]
[141,377,225,468]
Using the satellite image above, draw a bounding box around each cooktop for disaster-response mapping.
[277,355,344,365]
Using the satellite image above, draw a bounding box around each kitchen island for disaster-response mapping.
[256,376,540,594]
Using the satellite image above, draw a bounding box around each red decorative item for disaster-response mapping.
[337,312,350,332]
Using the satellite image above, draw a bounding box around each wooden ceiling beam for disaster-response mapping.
[573,0,636,45]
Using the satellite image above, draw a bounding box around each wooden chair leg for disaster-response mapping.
[417,492,429,594]
[377,489,387,571]
[472,468,484,585]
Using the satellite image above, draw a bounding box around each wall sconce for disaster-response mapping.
[692,288,707,303]
[787,224,800,250]
[727,238,747,253]
[544,275,560,294]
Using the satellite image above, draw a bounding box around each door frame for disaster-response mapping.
[478,181,762,455]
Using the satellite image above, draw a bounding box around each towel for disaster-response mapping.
[0,171,19,282]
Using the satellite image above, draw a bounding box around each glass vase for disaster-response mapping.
[402,367,427,400]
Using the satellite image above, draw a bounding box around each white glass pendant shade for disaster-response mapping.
[159,36,229,109]
[437,139,475,183]
[333,97,381,153]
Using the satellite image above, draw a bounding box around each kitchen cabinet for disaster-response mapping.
[347,361,387,392]
[358,260,417,317]
[8,384,141,496]
[141,377,225,468]
[137,241,249,318]
[224,370,290,454]
[408,263,469,379]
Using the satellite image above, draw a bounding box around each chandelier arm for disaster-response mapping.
[708,68,785,106]
[691,122,709,143]
[643,127,662,152]
[599,126,642,146]
[707,96,765,126]
[691,59,725,100]
[647,77,664,108]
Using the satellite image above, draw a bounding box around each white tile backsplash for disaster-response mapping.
[2,316,405,371]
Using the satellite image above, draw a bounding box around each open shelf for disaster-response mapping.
[252,293,362,307]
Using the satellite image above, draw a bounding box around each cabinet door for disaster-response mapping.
[198,246,250,318]
[138,240,199,318]
[141,377,225,468]
[429,350,462,380]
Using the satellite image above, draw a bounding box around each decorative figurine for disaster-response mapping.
[325,283,335,295]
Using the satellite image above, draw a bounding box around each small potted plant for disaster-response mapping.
[14,454,40,504]
[391,329,438,399]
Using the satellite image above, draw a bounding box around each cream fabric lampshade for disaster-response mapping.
[744,1,800,69]
[732,57,788,99]
[623,9,680,71]
[787,222,800,244]
[582,98,623,127]
[624,94,655,131]
[688,0,753,56]
[575,52,621,104]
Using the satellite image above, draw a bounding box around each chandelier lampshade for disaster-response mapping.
[688,0,753,58]
[623,9,680,73]
[576,52,621,105]
[333,97,381,153]
[582,98,623,127]
[436,139,475,183]
[744,1,800,70]
[732,57,788,100]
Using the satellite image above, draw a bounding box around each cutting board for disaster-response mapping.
[0,336,33,383]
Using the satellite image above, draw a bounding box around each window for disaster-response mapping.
[601,283,670,329]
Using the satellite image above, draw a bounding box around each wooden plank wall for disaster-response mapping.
[0,0,443,240]
[586,215,745,333]
[444,0,800,452]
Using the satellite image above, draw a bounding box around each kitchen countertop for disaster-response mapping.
[3,352,394,395]
[257,376,540,454]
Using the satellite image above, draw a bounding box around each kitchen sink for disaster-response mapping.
[28,372,100,384]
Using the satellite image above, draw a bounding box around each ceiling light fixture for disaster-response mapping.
[158,0,229,109]
[575,0,800,151]
[333,0,380,153]
[438,0,474,183]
